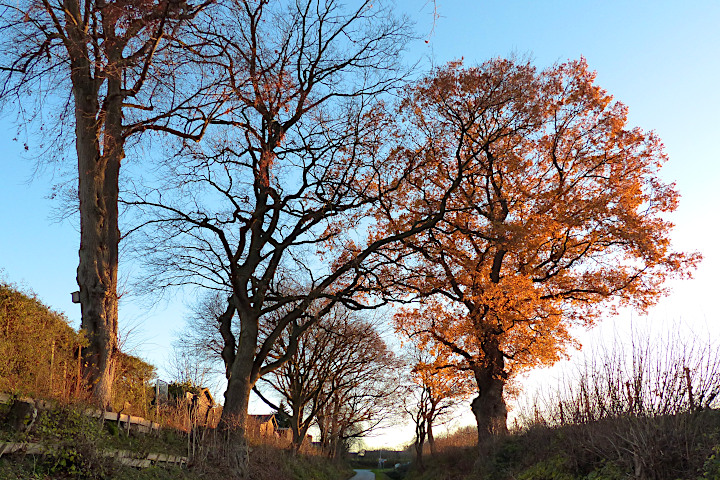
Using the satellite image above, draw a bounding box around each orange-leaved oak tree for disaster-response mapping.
[386,57,700,444]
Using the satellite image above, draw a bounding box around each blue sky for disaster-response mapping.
[1,0,719,448]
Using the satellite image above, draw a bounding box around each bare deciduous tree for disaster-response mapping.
[312,324,402,458]
[0,0,223,407]
[260,307,400,453]
[125,0,470,473]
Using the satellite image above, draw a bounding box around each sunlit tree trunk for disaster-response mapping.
[219,376,251,476]
[219,307,259,477]
[68,0,121,408]
[220,378,252,473]
[470,340,508,446]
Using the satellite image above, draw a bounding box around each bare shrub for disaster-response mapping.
[182,412,330,480]
[518,327,720,427]
[514,325,720,479]
[429,425,477,452]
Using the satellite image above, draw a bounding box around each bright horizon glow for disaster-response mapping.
[1,0,719,451]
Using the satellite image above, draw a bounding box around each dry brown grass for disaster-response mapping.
[186,422,348,480]
[401,427,478,480]
[403,328,720,480]
[428,425,476,452]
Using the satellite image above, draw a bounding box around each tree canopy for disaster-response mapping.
[386,57,699,441]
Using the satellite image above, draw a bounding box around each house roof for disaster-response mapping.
[197,387,214,405]
[249,414,277,425]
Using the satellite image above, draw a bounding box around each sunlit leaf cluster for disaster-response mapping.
[385,58,699,382]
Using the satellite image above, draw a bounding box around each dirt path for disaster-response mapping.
[349,469,375,480]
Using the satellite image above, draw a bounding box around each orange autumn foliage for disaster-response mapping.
[384,57,700,439]
[405,345,473,467]
[411,352,473,407]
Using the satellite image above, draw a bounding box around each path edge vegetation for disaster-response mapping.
[0,281,355,480]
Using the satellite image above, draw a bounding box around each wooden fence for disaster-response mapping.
[0,393,187,469]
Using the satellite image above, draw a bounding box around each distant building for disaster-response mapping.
[248,414,278,437]
[185,387,216,426]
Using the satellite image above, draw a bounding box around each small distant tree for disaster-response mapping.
[272,401,292,430]
[313,328,403,458]
[182,293,403,454]
[403,344,472,469]
[259,309,347,452]
[386,58,700,445]
[260,307,399,452]
[166,338,217,392]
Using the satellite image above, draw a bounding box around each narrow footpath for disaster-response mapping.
[349,469,375,480]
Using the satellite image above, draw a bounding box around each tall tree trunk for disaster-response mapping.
[219,370,251,477]
[471,341,508,446]
[220,313,259,478]
[68,1,120,408]
[76,157,119,409]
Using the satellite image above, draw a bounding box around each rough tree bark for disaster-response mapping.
[1,0,220,408]
[468,332,509,445]
[74,5,130,405]
[217,303,258,475]
[470,370,508,445]
[66,0,122,407]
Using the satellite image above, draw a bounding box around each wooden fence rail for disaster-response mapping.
[0,442,188,468]
[0,393,185,469]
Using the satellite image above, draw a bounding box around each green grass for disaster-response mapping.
[371,469,394,479]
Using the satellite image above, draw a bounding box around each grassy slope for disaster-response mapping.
[0,402,353,480]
